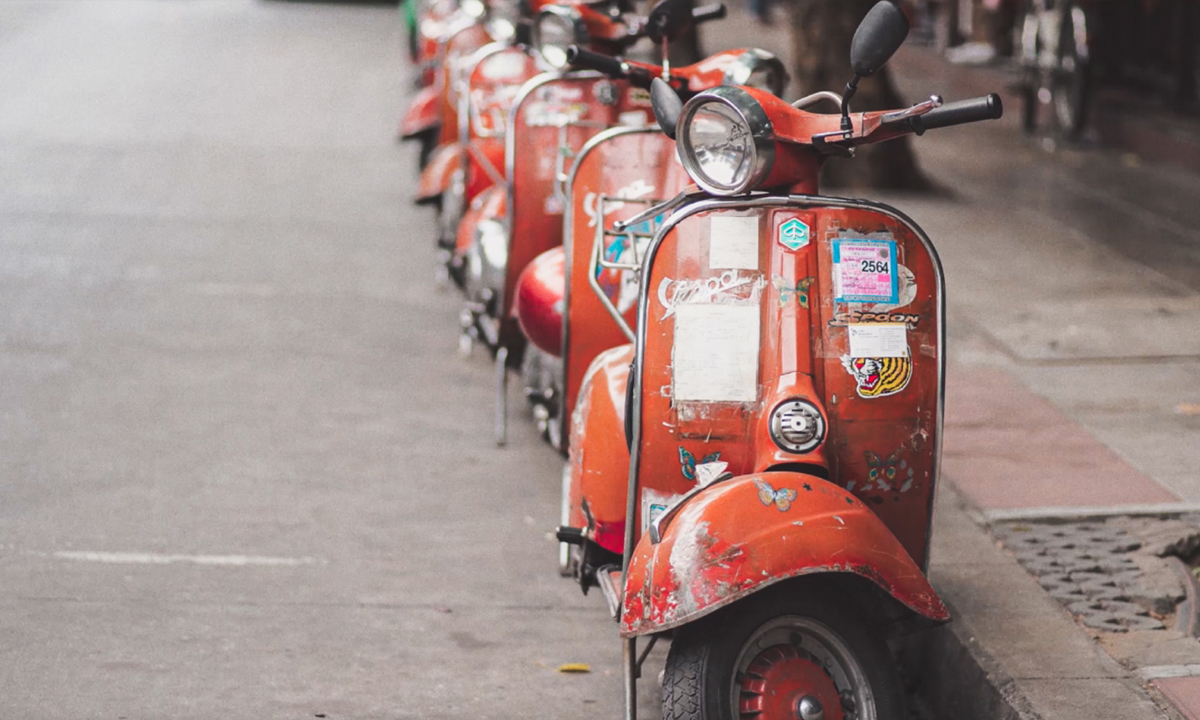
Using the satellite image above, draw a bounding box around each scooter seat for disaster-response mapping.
[514,247,565,357]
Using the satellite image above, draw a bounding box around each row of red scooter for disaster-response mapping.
[400,1,1003,717]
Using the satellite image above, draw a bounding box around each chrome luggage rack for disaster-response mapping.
[587,195,665,343]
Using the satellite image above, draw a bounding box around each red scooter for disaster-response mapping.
[398,0,506,168]
[513,43,787,452]
[457,1,783,446]
[415,0,660,269]
[556,3,1003,717]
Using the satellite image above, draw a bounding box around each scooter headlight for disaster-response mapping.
[534,7,586,70]
[769,399,825,454]
[677,87,775,196]
[721,49,788,98]
[459,0,487,19]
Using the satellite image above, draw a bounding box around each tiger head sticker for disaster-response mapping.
[841,355,912,398]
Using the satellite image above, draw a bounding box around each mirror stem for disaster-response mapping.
[840,75,861,133]
[661,38,670,79]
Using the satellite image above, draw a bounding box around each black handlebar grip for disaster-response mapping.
[565,46,626,78]
[910,93,1003,135]
[692,3,727,23]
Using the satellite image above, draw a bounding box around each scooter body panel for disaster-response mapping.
[436,22,492,146]
[619,472,949,637]
[495,74,652,350]
[399,84,442,139]
[567,344,633,555]
[514,247,565,357]
[625,198,943,571]
[557,128,688,446]
[457,184,507,256]
[416,141,461,203]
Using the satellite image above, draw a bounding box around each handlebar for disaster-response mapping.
[565,46,654,87]
[565,46,626,78]
[908,93,1003,135]
[691,3,727,23]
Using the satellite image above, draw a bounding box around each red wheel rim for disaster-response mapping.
[738,644,845,720]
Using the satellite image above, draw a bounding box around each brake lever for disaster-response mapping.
[880,95,943,125]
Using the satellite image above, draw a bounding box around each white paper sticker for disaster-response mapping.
[709,216,759,270]
[848,323,908,358]
[618,110,648,127]
[695,461,729,486]
[673,304,760,402]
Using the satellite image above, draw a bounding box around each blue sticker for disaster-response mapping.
[778,218,810,251]
[832,239,899,305]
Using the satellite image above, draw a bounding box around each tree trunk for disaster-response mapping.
[790,0,931,191]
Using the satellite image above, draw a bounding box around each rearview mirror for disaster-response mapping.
[646,0,694,44]
[850,1,909,77]
[650,78,683,139]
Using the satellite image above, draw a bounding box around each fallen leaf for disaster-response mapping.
[558,663,591,674]
[1177,403,1200,416]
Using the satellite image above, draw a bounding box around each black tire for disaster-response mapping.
[662,587,905,720]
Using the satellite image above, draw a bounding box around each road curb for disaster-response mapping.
[895,484,1172,720]
[897,601,1031,720]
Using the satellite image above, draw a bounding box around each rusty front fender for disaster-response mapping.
[416,142,461,204]
[398,85,442,139]
[619,472,949,638]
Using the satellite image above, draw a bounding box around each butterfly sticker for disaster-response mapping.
[857,447,916,493]
[772,276,814,309]
[679,447,720,482]
[755,480,798,512]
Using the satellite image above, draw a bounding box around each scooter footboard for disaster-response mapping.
[619,472,949,638]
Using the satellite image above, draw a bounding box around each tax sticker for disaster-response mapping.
[832,239,899,304]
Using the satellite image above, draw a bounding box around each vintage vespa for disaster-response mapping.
[415,0,681,267]
[512,44,787,455]
[554,3,1003,718]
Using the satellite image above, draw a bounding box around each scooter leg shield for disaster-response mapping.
[619,472,949,638]
[416,143,461,205]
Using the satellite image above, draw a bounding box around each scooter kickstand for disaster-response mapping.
[494,346,508,447]
[623,636,638,720]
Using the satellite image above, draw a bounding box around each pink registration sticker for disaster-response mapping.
[832,239,899,304]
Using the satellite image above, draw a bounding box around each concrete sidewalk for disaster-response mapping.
[707,7,1200,720]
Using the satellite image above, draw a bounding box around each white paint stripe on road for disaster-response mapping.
[984,502,1200,523]
[52,551,323,567]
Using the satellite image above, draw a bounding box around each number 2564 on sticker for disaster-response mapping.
[832,239,899,305]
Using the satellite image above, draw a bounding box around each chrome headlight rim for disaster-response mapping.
[721,49,788,99]
[677,86,775,196]
[768,398,826,455]
[533,6,588,70]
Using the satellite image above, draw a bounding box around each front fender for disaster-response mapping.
[398,85,442,139]
[620,472,948,637]
[416,142,461,204]
[455,184,506,257]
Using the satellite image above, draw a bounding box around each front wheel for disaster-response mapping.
[662,589,905,720]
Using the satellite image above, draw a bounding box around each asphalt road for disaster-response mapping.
[0,2,634,718]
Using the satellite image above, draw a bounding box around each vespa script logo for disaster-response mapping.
[583,179,656,228]
[657,272,765,320]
